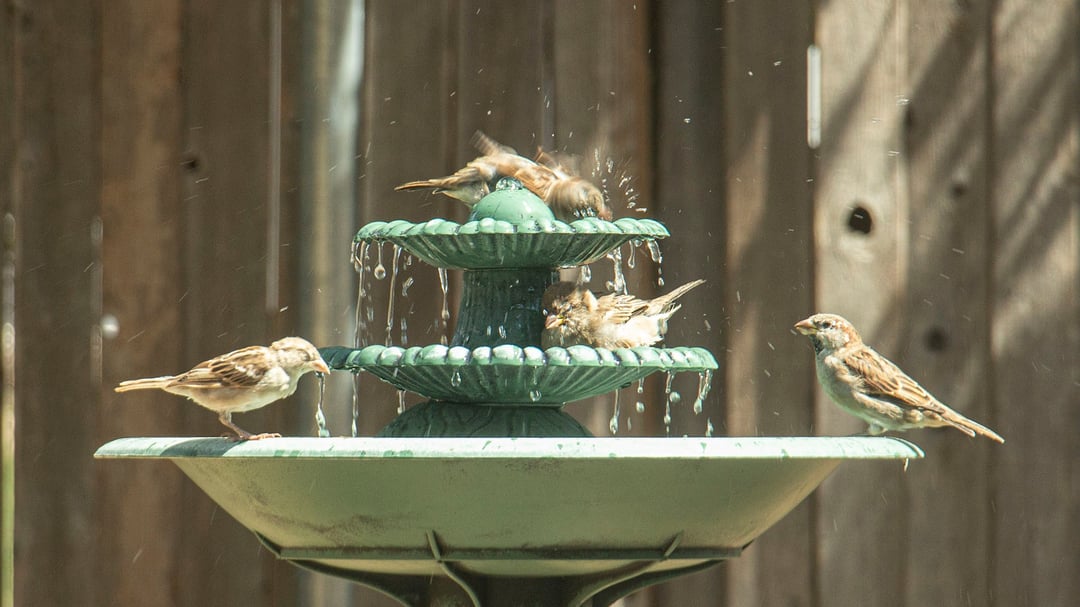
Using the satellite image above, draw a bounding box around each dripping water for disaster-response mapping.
[605,246,626,294]
[315,373,330,437]
[352,241,369,436]
[706,418,714,437]
[635,378,646,413]
[627,241,638,269]
[397,390,406,414]
[646,240,665,287]
[609,390,621,435]
[579,264,592,284]
[438,267,450,345]
[663,372,674,435]
[693,370,714,415]
[383,245,402,346]
[373,243,387,280]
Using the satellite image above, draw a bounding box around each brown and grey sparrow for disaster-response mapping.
[542,279,705,349]
[115,337,330,441]
[795,313,1004,443]
[395,131,612,222]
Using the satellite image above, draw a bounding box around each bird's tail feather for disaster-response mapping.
[115,377,174,392]
[947,415,1005,444]
[395,180,439,191]
[651,279,706,312]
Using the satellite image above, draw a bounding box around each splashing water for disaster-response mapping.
[579,264,592,284]
[529,389,542,402]
[605,246,626,294]
[609,390,621,435]
[315,374,330,437]
[693,370,714,415]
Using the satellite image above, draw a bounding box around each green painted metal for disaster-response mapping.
[320,345,718,405]
[95,436,922,581]
[377,402,595,438]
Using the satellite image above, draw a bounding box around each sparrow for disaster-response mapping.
[542,279,706,349]
[115,337,330,441]
[794,313,1004,443]
[395,131,612,222]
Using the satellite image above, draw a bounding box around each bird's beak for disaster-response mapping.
[313,359,331,375]
[544,314,562,330]
[793,318,816,335]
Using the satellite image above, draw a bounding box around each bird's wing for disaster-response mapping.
[841,346,953,415]
[175,346,271,389]
[471,131,518,156]
[598,293,649,324]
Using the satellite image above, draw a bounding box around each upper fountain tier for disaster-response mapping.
[355,182,669,271]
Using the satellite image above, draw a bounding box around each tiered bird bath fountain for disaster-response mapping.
[96,183,922,606]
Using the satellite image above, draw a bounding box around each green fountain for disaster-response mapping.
[95,182,922,606]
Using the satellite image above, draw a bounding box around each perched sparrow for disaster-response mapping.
[795,314,1004,443]
[115,337,330,441]
[395,131,612,222]
[542,279,706,349]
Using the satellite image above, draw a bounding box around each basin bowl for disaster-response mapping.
[94,436,922,579]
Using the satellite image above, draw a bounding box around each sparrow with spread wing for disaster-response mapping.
[795,313,1003,443]
[395,131,612,222]
[542,279,705,349]
[115,337,330,441]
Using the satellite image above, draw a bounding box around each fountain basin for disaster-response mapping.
[356,217,668,269]
[94,436,921,580]
[322,345,717,405]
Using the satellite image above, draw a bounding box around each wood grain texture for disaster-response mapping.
[719,2,816,606]
[11,2,101,605]
[813,2,910,606]
[990,1,1080,606]
[902,2,996,605]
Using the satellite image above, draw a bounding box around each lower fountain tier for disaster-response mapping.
[94,435,922,606]
[320,344,717,405]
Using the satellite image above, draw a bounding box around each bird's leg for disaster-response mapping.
[217,412,280,441]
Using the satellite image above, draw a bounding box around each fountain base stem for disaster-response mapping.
[378,401,593,437]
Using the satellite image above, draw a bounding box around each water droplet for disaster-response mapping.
[609,391,621,435]
[496,176,524,190]
[529,389,542,402]
[450,370,462,387]
[706,418,714,437]
[668,390,681,404]
[637,379,645,395]
[635,401,645,413]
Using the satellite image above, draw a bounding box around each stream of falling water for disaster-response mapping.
[662,372,674,435]
[315,373,330,437]
[605,246,626,294]
[608,389,621,435]
[693,370,714,415]
[437,267,450,345]
[646,240,664,287]
[384,245,402,346]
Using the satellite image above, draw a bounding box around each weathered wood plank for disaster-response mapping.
[718,1,817,605]
[551,0,657,437]
[902,2,997,605]
[647,2,729,604]
[0,0,13,602]
[10,2,101,605]
[97,2,191,605]
[990,1,1080,605]
[175,2,300,604]
[813,1,910,606]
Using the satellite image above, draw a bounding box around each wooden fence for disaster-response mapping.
[2,1,1077,605]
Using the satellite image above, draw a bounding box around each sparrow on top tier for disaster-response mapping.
[115,337,330,441]
[795,313,1003,443]
[395,131,612,222]
[542,279,706,350]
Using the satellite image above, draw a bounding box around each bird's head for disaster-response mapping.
[271,337,331,376]
[794,313,861,353]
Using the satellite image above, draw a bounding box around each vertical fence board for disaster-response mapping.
[0,0,13,600]
[98,2,190,605]
[177,3,299,604]
[355,0,458,444]
[551,0,657,436]
[813,1,910,606]
[648,3,729,604]
[902,2,996,605]
[990,1,1080,606]
[720,2,816,606]
[11,2,100,606]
